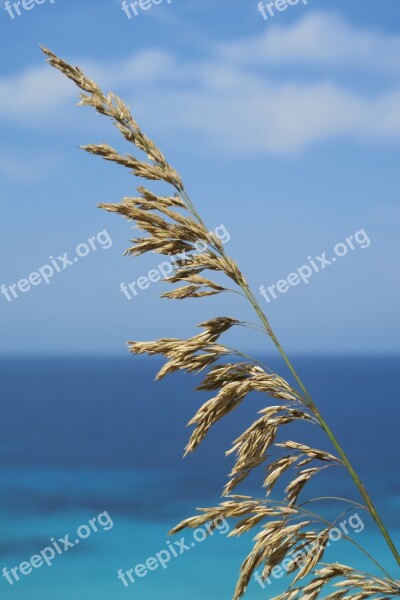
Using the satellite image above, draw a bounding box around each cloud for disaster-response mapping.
[219,12,400,72]
[84,50,178,87]
[1,12,400,157]
[0,66,74,117]
[149,76,400,155]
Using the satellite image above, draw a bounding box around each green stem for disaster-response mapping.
[253,497,392,579]
[241,283,400,569]
[179,185,400,570]
[300,497,366,510]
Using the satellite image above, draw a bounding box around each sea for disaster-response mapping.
[0,355,399,599]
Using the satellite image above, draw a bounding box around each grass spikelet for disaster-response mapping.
[42,47,400,600]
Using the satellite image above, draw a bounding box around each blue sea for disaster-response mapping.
[0,356,399,599]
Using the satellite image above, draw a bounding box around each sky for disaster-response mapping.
[0,0,399,355]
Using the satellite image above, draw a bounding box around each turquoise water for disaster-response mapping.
[0,356,399,598]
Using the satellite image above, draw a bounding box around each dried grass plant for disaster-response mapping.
[42,47,400,599]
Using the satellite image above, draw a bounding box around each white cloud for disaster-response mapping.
[0,66,74,117]
[1,13,400,157]
[84,50,178,87]
[167,80,400,155]
[132,70,400,156]
[219,12,400,72]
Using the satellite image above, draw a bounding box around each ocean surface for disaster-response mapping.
[0,355,399,599]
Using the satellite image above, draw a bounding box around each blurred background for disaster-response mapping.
[0,1,399,598]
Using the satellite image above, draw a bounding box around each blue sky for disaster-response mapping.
[0,0,399,354]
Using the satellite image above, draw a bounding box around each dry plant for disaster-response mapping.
[41,47,400,599]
